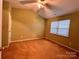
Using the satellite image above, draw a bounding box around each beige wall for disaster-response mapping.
[45,11,79,51]
[11,8,45,41]
[2,1,9,46]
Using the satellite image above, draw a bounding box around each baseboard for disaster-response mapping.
[0,47,3,51]
[3,37,79,53]
[2,45,9,50]
[11,38,41,43]
[45,37,79,53]
[1,38,43,50]
[0,51,1,59]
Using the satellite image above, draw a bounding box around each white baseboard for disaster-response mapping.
[2,38,41,49]
[4,37,79,53]
[0,52,1,59]
[2,45,10,50]
[45,37,79,53]
[11,38,40,43]
[0,43,10,50]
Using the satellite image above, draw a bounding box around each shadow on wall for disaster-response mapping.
[11,8,45,41]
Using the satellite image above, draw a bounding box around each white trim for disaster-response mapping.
[8,4,12,45]
[0,0,3,48]
[1,38,41,50]
[45,37,79,53]
[0,44,10,50]
[0,52,1,59]
[0,1,2,58]
[2,38,41,49]
[11,38,40,43]
[2,45,9,50]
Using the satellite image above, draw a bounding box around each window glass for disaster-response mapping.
[58,29,69,36]
[51,22,58,28]
[50,20,70,37]
[50,28,57,34]
[59,20,70,28]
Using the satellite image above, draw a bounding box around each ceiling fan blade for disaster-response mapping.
[40,3,53,10]
[42,3,60,11]
[19,0,37,4]
[19,0,45,4]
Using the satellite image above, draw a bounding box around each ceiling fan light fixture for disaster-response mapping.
[38,0,46,8]
[38,0,41,8]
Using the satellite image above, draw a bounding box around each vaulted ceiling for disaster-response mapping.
[4,0,79,18]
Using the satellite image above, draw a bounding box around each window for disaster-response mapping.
[50,20,70,37]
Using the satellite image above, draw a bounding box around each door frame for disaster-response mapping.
[0,0,3,59]
[0,0,2,48]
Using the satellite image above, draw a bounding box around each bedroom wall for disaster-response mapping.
[11,8,45,41]
[45,11,79,51]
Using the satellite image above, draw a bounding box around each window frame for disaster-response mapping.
[50,19,70,37]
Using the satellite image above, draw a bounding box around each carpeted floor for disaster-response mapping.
[2,39,79,59]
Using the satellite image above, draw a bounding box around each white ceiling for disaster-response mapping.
[4,0,79,18]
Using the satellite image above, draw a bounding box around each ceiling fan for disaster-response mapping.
[19,0,53,9]
[19,0,44,4]
[19,0,55,18]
